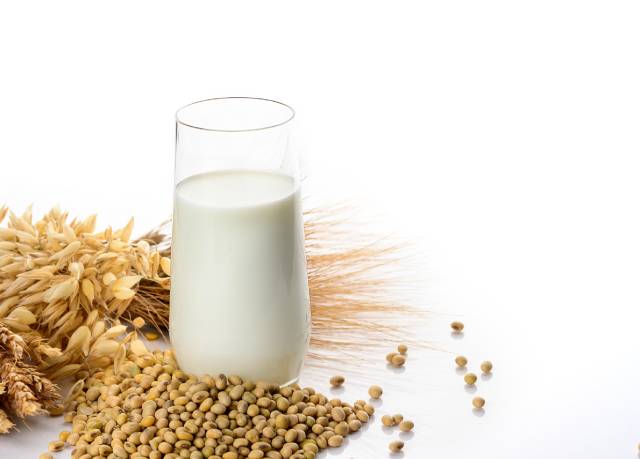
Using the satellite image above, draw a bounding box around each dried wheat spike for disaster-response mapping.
[0,360,59,419]
[0,322,27,360]
[0,407,14,434]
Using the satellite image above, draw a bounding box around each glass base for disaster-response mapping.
[280,376,299,388]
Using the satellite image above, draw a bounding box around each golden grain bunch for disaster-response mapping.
[0,206,169,393]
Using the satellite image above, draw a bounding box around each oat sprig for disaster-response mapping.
[0,206,170,431]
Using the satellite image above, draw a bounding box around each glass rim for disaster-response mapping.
[175,96,295,133]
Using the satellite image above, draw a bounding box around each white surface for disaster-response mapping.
[172,170,308,384]
[1,1,640,457]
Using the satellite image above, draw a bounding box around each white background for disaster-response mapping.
[2,1,640,457]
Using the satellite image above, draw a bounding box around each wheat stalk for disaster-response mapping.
[0,321,60,432]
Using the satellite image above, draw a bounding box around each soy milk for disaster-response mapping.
[170,169,310,385]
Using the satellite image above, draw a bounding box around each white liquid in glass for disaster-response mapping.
[170,169,310,385]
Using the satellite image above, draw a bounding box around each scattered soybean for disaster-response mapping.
[391,354,406,367]
[368,385,383,399]
[455,355,468,367]
[464,373,478,385]
[472,397,486,409]
[480,360,493,374]
[399,420,414,432]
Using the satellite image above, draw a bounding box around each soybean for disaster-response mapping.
[328,435,344,447]
[48,441,64,452]
[381,415,395,427]
[399,420,414,432]
[472,397,486,409]
[480,360,493,373]
[54,349,378,459]
[391,354,406,367]
[455,355,468,367]
[464,373,477,385]
[368,385,383,399]
[389,440,404,452]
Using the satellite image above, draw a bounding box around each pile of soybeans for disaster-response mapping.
[43,349,375,459]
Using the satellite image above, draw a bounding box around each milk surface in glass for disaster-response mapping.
[170,168,310,385]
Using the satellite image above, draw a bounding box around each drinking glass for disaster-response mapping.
[171,97,310,386]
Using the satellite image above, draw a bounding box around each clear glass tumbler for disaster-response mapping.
[171,97,310,386]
